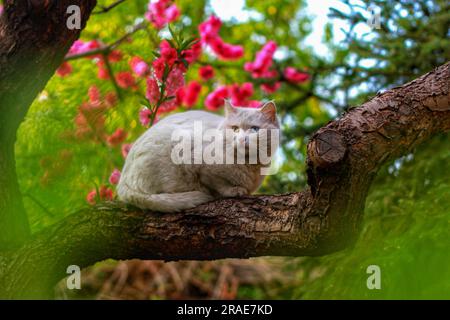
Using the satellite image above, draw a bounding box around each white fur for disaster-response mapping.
[117,102,279,212]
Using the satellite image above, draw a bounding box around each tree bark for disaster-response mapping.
[0,62,448,298]
[0,0,97,249]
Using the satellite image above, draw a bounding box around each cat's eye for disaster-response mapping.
[250,126,260,132]
[231,126,240,132]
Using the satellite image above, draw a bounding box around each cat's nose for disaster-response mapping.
[239,136,249,145]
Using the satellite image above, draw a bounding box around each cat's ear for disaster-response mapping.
[224,99,237,117]
[260,101,277,122]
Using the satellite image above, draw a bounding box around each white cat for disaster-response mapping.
[117,100,280,212]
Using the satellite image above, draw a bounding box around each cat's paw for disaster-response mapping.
[220,186,248,198]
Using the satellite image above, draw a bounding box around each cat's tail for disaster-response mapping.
[117,185,214,212]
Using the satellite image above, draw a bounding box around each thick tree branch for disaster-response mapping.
[0,0,97,249]
[1,62,449,298]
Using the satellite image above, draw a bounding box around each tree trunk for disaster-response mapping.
[0,62,448,298]
[0,0,97,249]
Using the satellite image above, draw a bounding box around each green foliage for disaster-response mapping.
[288,134,450,299]
[12,0,450,299]
[326,0,450,107]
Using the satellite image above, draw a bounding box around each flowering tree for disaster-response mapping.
[0,0,448,298]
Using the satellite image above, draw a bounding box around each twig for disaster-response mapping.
[64,22,147,61]
[101,52,123,100]
[22,193,54,217]
[93,0,127,14]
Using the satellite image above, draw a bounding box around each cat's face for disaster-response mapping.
[221,100,280,158]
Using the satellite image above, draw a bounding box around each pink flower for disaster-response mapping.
[181,41,202,64]
[261,82,281,93]
[88,85,101,104]
[56,62,72,77]
[108,50,122,63]
[0,5,3,16]
[283,67,309,83]
[199,15,244,61]
[129,56,149,77]
[97,67,109,79]
[86,185,114,205]
[107,128,127,147]
[199,65,214,81]
[115,71,137,89]
[209,37,244,60]
[165,4,180,21]
[145,0,180,29]
[146,76,160,104]
[121,143,132,158]
[109,169,121,185]
[69,40,100,56]
[105,92,118,107]
[96,60,110,80]
[160,40,178,66]
[139,107,153,126]
[199,15,222,42]
[230,82,254,106]
[245,41,277,78]
[152,57,166,80]
[205,86,229,111]
[182,81,202,107]
[247,100,262,108]
[165,65,185,96]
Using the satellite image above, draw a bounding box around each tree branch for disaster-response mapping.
[93,0,127,14]
[64,21,147,61]
[1,62,449,298]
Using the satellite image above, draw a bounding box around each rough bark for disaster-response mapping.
[0,62,448,299]
[0,0,97,249]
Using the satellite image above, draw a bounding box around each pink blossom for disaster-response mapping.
[115,71,137,89]
[146,76,160,104]
[152,57,166,80]
[108,50,122,62]
[88,85,101,104]
[160,40,178,66]
[109,169,121,185]
[165,4,180,21]
[86,185,114,205]
[121,144,132,158]
[261,82,281,93]
[230,82,254,106]
[283,67,309,83]
[129,56,149,77]
[199,65,214,81]
[245,41,277,78]
[165,65,185,96]
[107,128,127,147]
[56,62,72,77]
[209,37,244,60]
[105,92,118,107]
[97,66,110,79]
[139,107,153,126]
[199,15,222,42]
[96,60,110,79]
[205,86,229,111]
[182,81,202,107]
[199,15,244,61]
[145,0,180,29]
[69,40,100,56]
[247,100,262,108]
[181,41,202,64]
